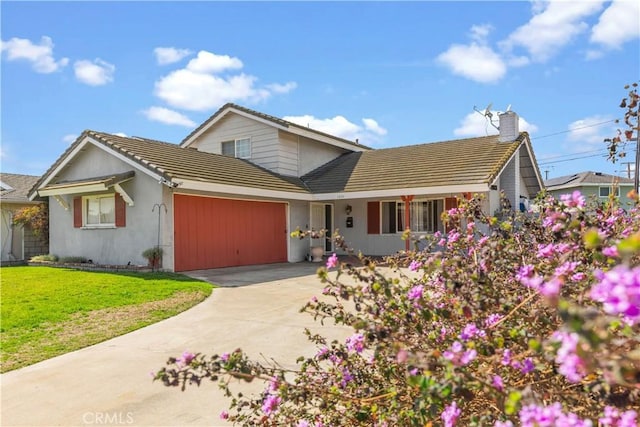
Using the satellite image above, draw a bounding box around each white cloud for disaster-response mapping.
[113,132,127,137]
[362,118,387,136]
[154,47,192,65]
[590,0,640,49]
[437,24,507,84]
[284,114,387,144]
[0,36,68,73]
[470,24,494,43]
[62,134,77,143]
[437,43,507,84]
[566,115,614,145]
[142,106,196,127]
[154,49,297,111]
[186,51,243,73]
[500,1,605,62]
[266,82,298,94]
[454,110,538,137]
[74,58,115,86]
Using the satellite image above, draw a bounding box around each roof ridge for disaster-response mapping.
[180,103,371,149]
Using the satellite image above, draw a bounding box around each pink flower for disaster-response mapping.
[176,351,196,367]
[326,253,338,269]
[261,394,281,416]
[441,401,461,427]
[501,349,512,366]
[345,333,365,353]
[484,313,503,327]
[459,323,485,341]
[590,265,640,324]
[219,410,229,420]
[407,284,424,301]
[536,243,555,258]
[560,190,586,208]
[492,375,504,391]
[599,406,637,427]
[409,260,423,271]
[552,331,586,383]
[540,277,562,298]
[602,245,619,257]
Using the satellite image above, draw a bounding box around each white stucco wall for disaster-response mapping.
[332,199,404,256]
[48,143,164,266]
[288,200,310,262]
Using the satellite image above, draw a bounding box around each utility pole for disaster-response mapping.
[634,136,639,194]
[621,162,633,178]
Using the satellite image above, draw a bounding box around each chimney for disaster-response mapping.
[498,111,519,142]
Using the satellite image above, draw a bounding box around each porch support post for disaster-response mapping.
[401,195,414,251]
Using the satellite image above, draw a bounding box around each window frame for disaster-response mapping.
[83,194,116,228]
[379,199,444,234]
[221,137,251,159]
[598,186,620,198]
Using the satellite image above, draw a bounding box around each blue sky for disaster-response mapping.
[2,1,639,181]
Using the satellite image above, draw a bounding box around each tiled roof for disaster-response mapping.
[545,171,634,189]
[181,103,371,150]
[31,128,536,200]
[0,173,41,202]
[38,171,135,193]
[302,134,526,193]
[30,131,309,197]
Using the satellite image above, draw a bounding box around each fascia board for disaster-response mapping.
[177,179,313,201]
[311,183,489,201]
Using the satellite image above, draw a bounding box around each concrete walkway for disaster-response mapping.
[1,262,351,427]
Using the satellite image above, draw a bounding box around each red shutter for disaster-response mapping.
[115,193,126,227]
[367,201,380,234]
[73,197,82,228]
[444,197,459,233]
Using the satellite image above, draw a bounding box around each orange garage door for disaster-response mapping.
[174,195,287,271]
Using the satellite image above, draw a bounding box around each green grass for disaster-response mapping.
[0,266,213,372]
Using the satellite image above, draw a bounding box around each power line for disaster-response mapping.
[539,147,608,161]
[538,142,637,166]
[538,153,608,166]
[531,119,618,140]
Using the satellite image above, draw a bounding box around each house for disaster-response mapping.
[545,171,635,209]
[1,173,48,263]
[29,104,543,272]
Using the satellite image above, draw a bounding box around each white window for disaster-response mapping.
[381,201,401,233]
[599,186,620,198]
[221,138,251,159]
[409,200,444,233]
[85,194,115,226]
[380,200,444,234]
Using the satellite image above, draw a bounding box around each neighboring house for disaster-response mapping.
[29,104,543,272]
[1,173,48,263]
[545,171,635,209]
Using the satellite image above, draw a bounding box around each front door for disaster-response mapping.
[310,203,333,252]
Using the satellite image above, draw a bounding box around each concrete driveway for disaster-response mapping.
[1,262,352,427]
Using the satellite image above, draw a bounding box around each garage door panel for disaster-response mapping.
[174,195,287,271]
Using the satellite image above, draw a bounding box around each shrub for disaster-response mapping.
[142,247,163,260]
[155,191,639,426]
[12,203,49,244]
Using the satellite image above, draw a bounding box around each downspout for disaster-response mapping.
[401,195,414,251]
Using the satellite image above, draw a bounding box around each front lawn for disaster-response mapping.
[0,266,213,372]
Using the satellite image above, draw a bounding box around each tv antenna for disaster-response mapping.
[473,103,499,132]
